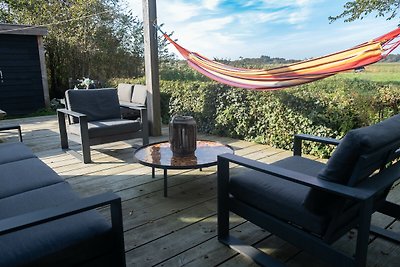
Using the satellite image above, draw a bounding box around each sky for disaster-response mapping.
[127,0,400,60]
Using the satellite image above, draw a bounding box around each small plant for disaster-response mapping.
[76,77,95,89]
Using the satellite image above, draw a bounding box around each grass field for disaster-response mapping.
[338,62,400,82]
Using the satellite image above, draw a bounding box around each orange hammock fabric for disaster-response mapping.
[161,27,400,90]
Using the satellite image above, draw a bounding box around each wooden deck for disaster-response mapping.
[1,115,400,267]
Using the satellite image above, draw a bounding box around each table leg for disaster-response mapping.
[164,169,168,197]
[152,167,155,178]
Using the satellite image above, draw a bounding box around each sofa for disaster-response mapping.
[0,141,126,267]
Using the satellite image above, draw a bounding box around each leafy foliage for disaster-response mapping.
[0,0,173,98]
[330,0,400,22]
[110,74,400,158]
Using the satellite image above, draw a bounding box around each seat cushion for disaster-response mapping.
[0,157,63,198]
[117,83,134,102]
[304,114,400,214]
[65,88,121,121]
[0,142,36,165]
[0,182,112,267]
[69,118,141,138]
[229,156,329,235]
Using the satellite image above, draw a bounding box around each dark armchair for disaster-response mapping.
[57,88,149,163]
[218,114,400,266]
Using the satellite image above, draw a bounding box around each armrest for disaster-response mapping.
[57,108,87,119]
[119,103,146,111]
[357,161,400,194]
[218,153,374,201]
[0,125,20,131]
[0,124,22,142]
[293,133,341,156]
[0,192,121,235]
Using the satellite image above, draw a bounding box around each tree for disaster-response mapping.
[0,0,147,97]
[330,0,400,22]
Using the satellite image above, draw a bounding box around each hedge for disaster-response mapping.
[107,77,400,158]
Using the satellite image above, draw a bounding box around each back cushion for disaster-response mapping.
[131,84,147,105]
[117,83,134,102]
[304,114,400,214]
[65,89,121,121]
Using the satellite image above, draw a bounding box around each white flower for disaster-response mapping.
[78,77,94,89]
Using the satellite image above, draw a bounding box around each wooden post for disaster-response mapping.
[142,0,161,136]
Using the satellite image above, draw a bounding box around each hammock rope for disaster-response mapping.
[157,25,400,90]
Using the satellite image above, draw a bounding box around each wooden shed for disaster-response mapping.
[0,24,49,115]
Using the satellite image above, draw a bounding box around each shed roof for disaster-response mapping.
[0,23,47,36]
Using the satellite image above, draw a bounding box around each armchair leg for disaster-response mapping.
[17,125,22,142]
[79,116,91,164]
[141,109,149,145]
[217,157,230,240]
[110,198,126,267]
[57,111,69,149]
[81,142,91,164]
[355,200,373,267]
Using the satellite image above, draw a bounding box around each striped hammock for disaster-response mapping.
[161,27,400,90]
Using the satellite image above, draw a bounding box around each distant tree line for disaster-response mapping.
[0,0,171,98]
[225,54,400,66]
[214,55,299,69]
[381,54,400,62]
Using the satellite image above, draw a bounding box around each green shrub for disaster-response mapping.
[108,76,400,158]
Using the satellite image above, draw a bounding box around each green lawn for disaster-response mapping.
[338,63,400,82]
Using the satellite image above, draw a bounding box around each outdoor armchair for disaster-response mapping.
[57,88,149,163]
[218,114,400,266]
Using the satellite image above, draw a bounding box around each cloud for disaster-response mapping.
[128,0,399,60]
[288,5,311,24]
[236,10,286,24]
[202,0,221,10]
[158,0,200,22]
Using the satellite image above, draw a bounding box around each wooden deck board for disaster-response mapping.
[1,115,399,266]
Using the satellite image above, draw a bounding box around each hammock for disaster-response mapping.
[160,27,400,90]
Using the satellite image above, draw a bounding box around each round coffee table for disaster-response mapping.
[134,140,234,197]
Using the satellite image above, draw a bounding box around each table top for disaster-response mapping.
[134,140,234,169]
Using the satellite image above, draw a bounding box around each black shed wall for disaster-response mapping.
[0,34,45,115]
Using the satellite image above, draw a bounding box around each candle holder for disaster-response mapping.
[169,115,197,157]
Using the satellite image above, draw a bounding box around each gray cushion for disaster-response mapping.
[131,84,147,105]
[69,118,141,138]
[65,88,121,121]
[0,158,63,198]
[319,114,400,184]
[0,182,112,267]
[229,156,329,235]
[117,83,133,102]
[304,114,400,214]
[0,142,36,165]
